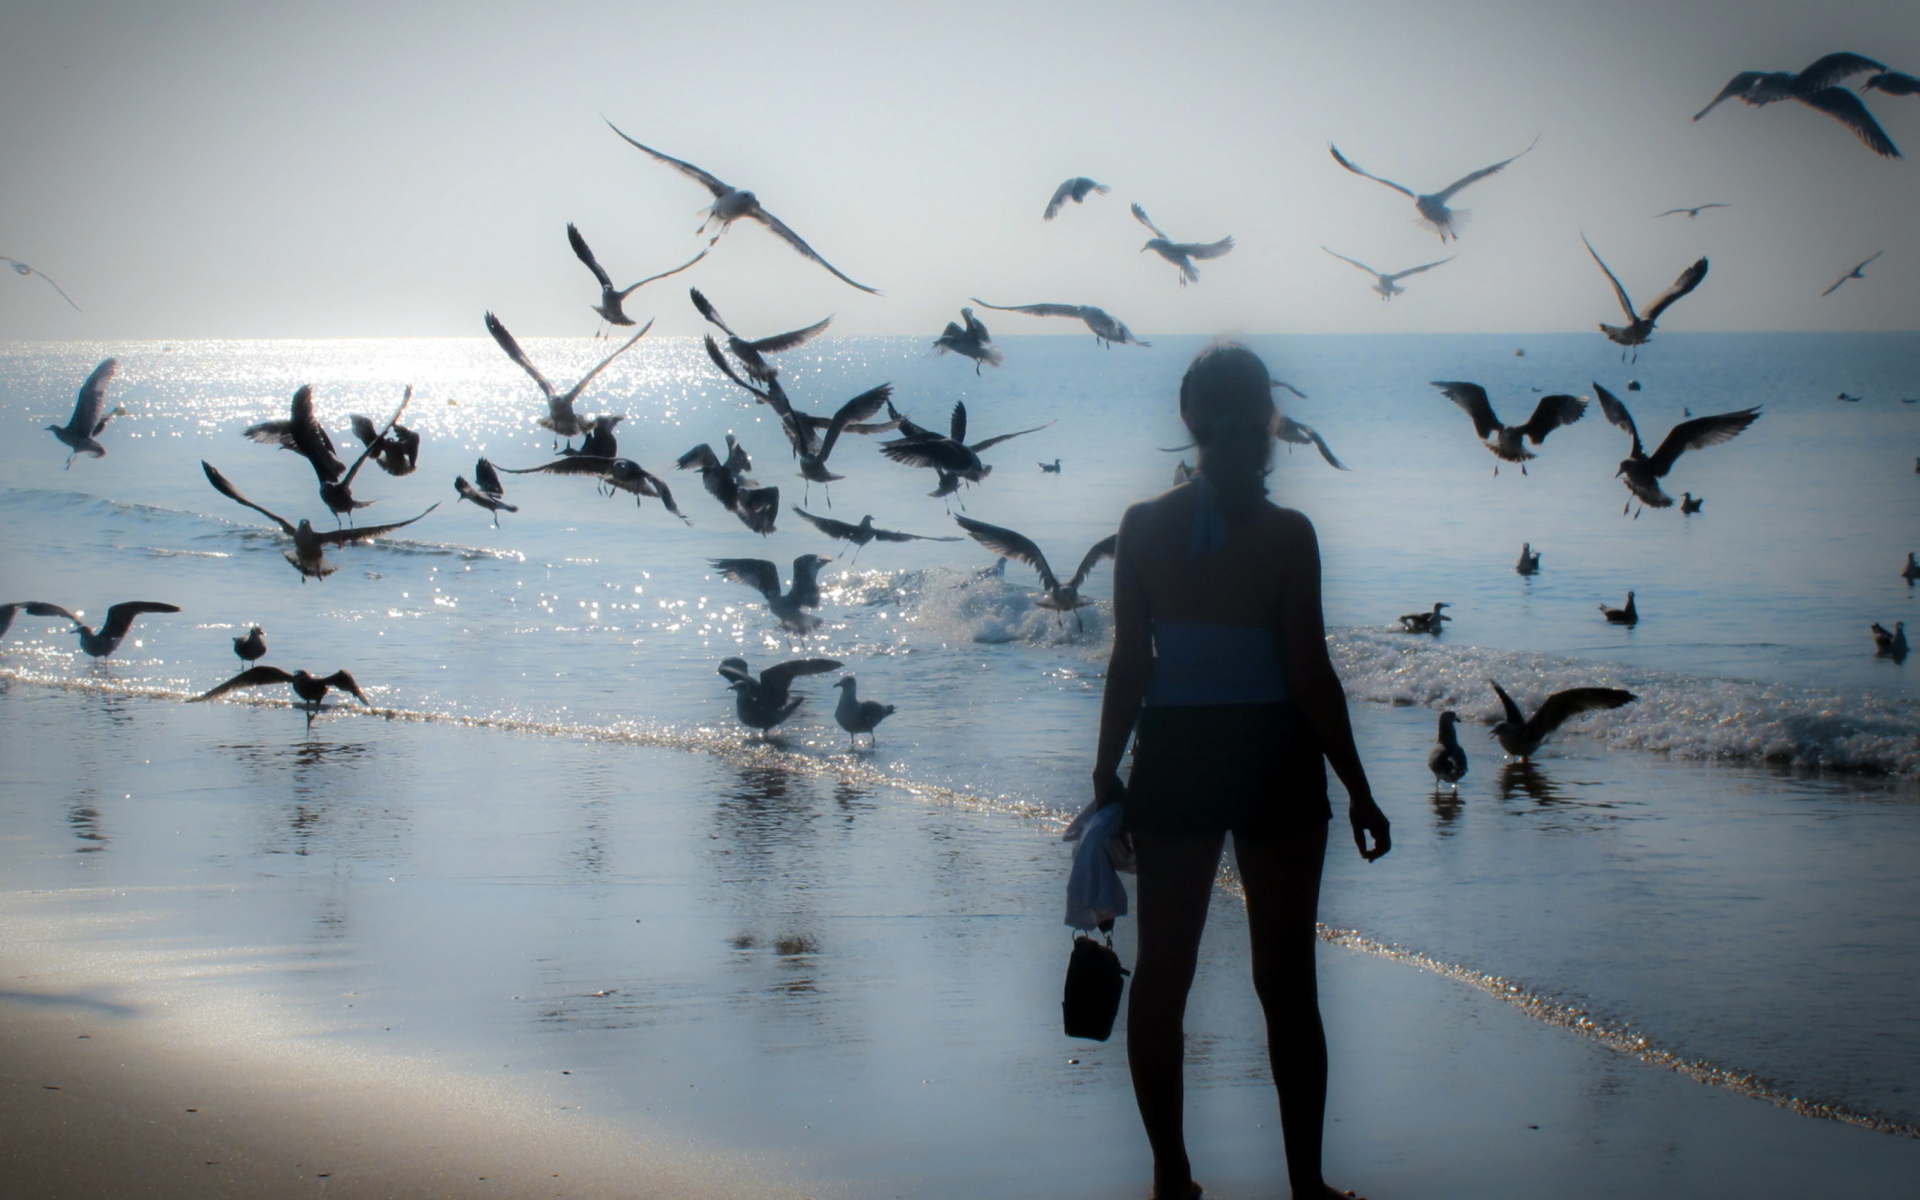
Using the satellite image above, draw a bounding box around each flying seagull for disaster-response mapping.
[701,336,889,503]
[691,288,831,386]
[953,516,1116,624]
[1043,177,1109,220]
[1277,418,1349,471]
[710,555,835,633]
[1583,235,1708,359]
[1592,382,1760,513]
[1321,247,1454,299]
[568,222,706,329]
[1599,592,1639,625]
[500,456,686,520]
[881,400,1051,501]
[1693,53,1899,157]
[604,119,879,293]
[1822,250,1883,297]
[1431,382,1587,475]
[1131,203,1234,285]
[1427,711,1468,789]
[566,414,624,460]
[485,311,650,449]
[1656,204,1730,219]
[1864,71,1920,96]
[454,458,517,526]
[1328,139,1536,241]
[1488,679,1636,760]
[717,656,842,732]
[234,625,266,664]
[3,256,82,311]
[201,461,437,581]
[45,358,126,467]
[191,665,371,720]
[349,410,420,476]
[6,601,179,658]
[244,385,411,526]
[678,437,780,534]
[933,307,1002,373]
[791,507,960,560]
[969,299,1148,348]
[833,677,895,748]
[1399,602,1451,634]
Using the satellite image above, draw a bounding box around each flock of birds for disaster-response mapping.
[7,57,1919,767]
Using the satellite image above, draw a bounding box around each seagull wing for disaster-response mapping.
[201,462,297,536]
[1694,72,1767,120]
[1827,249,1886,296]
[19,601,80,626]
[475,457,506,498]
[1270,380,1308,399]
[1797,52,1888,91]
[318,670,371,705]
[703,334,772,401]
[100,601,180,645]
[241,419,298,448]
[500,455,619,477]
[879,438,971,471]
[745,313,833,355]
[968,422,1053,454]
[603,120,730,197]
[818,384,892,461]
[1526,687,1636,742]
[1322,247,1381,276]
[1172,237,1234,260]
[1432,382,1503,440]
[954,517,1058,590]
[949,400,967,444]
[4,258,84,311]
[1582,235,1638,320]
[1389,256,1456,281]
[1068,534,1119,589]
[710,557,784,601]
[1430,138,1536,202]
[969,299,1085,320]
[759,657,844,692]
[1043,179,1079,220]
[747,208,881,294]
[1640,258,1709,323]
[288,386,344,482]
[615,247,709,297]
[962,309,990,341]
[1489,679,1526,728]
[1591,383,1644,457]
[316,504,439,546]
[568,223,614,290]
[350,414,380,447]
[870,526,960,543]
[690,288,738,337]
[192,664,296,702]
[1130,203,1170,240]
[66,358,117,435]
[1327,144,1416,198]
[562,319,653,404]
[1796,87,1902,157]
[1646,408,1761,476]
[677,443,721,471]
[1280,418,1350,469]
[484,312,556,401]
[341,386,411,487]
[1519,394,1588,445]
[791,506,861,540]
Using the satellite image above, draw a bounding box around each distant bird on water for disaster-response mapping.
[45,358,126,468]
[1515,544,1540,575]
[1582,235,1708,360]
[1321,247,1454,299]
[1489,679,1636,760]
[1592,383,1760,513]
[3,255,82,311]
[1693,53,1899,157]
[0,601,178,658]
[717,656,842,733]
[454,458,517,526]
[1328,139,1536,241]
[233,625,266,664]
[691,288,832,386]
[791,508,959,560]
[710,555,835,633]
[1902,552,1920,584]
[933,307,1002,373]
[1870,621,1908,658]
[1680,492,1704,514]
[678,437,779,534]
[604,119,879,293]
[1131,203,1234,285]
[201,461,438,581]
[1864,71,1920,96]
[955,517,1116,624]
[1043,177,1109,220]
[1656,204,1730,219]
[1432,382,1587,475]
[1039,459,1062,473]
[1822,251,1883,297]
[485,311,650,450]
[568,222,705,330]
[969,300,1148,348]
[834,677,895,748]
[191,665,371,720]
[1427,711,1468,788]
[1399,602,1451,634]
[1600,592,1639,625]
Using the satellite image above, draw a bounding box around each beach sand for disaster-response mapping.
[3,680,1918,1198]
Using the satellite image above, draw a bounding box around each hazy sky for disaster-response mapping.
[1,0,1915,339]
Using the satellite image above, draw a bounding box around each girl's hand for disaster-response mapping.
[1092,766,1124,808]
[1349,796,1391,862]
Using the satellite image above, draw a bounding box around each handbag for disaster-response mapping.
[1062,928,1130,1041]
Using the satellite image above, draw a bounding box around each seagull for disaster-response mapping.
[1836,392,1864,402]
[1131,203,1234,285]
[834,677,896,747]
[1431,382,1587,475]
[1321,247,1454,299]
[1043,177,1109,220]
[604,119,879,293]
[1864,71,1920,96]
[1328,139,1536,241]
[691,288,832,386]
[1902,552,1919,584]
[1599,592,1639,625]
[1583,236,1709,359]
[1593,383,1760,512]
[952,516,1116,625]
[1039,459,1062,473]
[499,456,687,520]
[565,414,624,459]
[710,555,835,633]
[880,401,1051,501]
[6,601,179,658]
[1693,53,1899,157]
[969,300,1148,348]
[454,458,517,526]
[716,656,842,732]
[1277,417,1349,471]
[678,437,780,534]
[1872,621,1909,657]
[1656,204,1731,219]
[1489,679,1636,760]
[1515,544,1540,575]
[190,665,371,720]
[1822,251,1883,297]
[1399,602,1451,634]
[701,337,889,503]
[3,255,82,310]
[1680,492,1704,514]
[45,358,126,468]
[568,223,706,330]
[485,311,650,449]
[1427,711,1468,788]
[201,461,438,581]
[349,411,420,476]
[233,625,266,664]
[790,507,960,560]
[933,307,1002,373]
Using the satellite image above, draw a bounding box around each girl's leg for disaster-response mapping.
[1128,828,1227,1200]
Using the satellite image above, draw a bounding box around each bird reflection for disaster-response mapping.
[1497,761,1564,805]
[1429,785,1464,832]
[66,789,108,851]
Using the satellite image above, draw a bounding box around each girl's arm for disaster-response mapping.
[1093,508,1152,804]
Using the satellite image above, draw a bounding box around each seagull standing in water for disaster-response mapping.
[969,300,1149,348]
[1043,177,1109,220]
[1131,203,1234,285]
[1680,492,1704,514]
[1822,251,1883,297]
[1040,459,1063,473]
[201,461,438,581]
[679,437,780,534]
[485,311,651,450]
[1656,204,1731,219]
[1515,544,1540,575]
[1871,621,1909,658]
[1328,139,1536,241]
[454,458,518,526]
[1600,592,1639,625]
[568,223,706,331]
[1432,382,1587,475]
[1583,236,1709,360]
[1427,711,1468,788]
[5,601,179,658]
[605,119,879,294]
[1693,53,1899,157]
[1489,679,1636,760]
[716,656,842,733]
[233,625,266,664]
[1901,552,1920,584]
[191,665,371,722]
[709,555,835,633]
[952,517,1117,628]
[1592,383,1760,513]
[3,256,82,310]
[45,359,126,468]
[933,307,1002,373]
[1321,247,1454,299]
[790,508,960,561]
[1399,602,1451,634]
[834,677,895,748]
